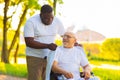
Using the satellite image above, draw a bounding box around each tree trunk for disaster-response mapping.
[1,0,10,63]
[53,0,57,15]
[14,42,19,63]
[14,31,20,63]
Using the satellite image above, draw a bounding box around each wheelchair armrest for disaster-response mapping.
[80,72,94,78]
[50,71,62,80]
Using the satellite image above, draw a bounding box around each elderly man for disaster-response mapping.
[51,32,92,80]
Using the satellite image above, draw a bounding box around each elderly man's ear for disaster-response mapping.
[74,42,83,47]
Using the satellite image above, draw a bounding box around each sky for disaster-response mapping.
[56,0,120,38]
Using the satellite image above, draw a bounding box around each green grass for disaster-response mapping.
[90,60,120,66]
[0,61,120,80]
[0,62,27,78]
[90,60,120,80]
[93,68,120,80]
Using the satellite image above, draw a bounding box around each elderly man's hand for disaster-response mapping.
[63,71,73,79]
[83,64,92,80]
[84,71,91,80]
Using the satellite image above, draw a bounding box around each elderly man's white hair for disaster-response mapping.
[64,31,77,39]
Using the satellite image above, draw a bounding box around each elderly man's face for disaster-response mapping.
[62,32,76,48]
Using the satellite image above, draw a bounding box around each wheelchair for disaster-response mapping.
[50,71,96,80]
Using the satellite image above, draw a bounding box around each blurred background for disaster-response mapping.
[0,0,120,80]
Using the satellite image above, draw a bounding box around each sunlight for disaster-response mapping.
[10,58,26,64]
[11,4,22,30]
[59,0,120,38]
[91,64,120,70]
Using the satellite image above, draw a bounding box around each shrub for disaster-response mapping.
[100,38,120,61]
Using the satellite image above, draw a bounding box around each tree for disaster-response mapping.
[101,38,120,61]
[1,0,40,63]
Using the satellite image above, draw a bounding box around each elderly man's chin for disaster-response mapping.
[63,43,69,48]
[63,42,68,47]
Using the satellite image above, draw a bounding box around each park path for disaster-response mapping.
[0,74,27,80]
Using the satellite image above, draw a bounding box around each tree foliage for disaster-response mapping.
[101,38,120,60]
